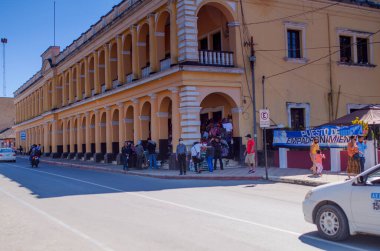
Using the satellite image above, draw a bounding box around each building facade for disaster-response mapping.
[13,0,380,163]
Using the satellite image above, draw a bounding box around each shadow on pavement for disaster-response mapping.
[0,158,273,199]
[299,231,380,251]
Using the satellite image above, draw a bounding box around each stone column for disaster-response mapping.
[131,25,138,79]
[85,112,92,160]
[69,117,75,158]
[43,84,47,112]
[62,118,68,156]
[94,51,100,95]
[132,98,140,144]
[169,0,178,65]
[94,109,101,161]
[51,77,58,109]
[176,0,198,63]
[149,94,159,144]
[104,44,112,91]
[118,103,125,151]
[179,86,201,149]
[43,122,49,155]
[69,68,74,104]
[105,106,113,163]
[76,64,82,101]
[76,114,83,159]
[62,73,68,107]
[148,13,158,73]
[117,35,125,84]
[51,119,58,157]
[39,88,43,114]
[169,87,180,152]
[85,57,91,98]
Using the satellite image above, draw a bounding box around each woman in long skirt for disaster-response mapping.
[347,136,360,179]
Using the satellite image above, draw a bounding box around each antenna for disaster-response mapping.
[1,38,7,97]
[54,1,56,46]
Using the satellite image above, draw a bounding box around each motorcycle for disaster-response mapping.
[31,156,40,168]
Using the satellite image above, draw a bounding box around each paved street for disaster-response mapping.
[0,158,379,251]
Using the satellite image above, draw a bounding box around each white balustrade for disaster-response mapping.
[126,73,133,83]
[198,50,234,66]
[160,58,171,71]
[141,66,151,78]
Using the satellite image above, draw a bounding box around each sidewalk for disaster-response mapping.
[20,156,348,187]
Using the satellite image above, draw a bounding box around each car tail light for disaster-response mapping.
[0,154,3,157]
[13,154,16,156]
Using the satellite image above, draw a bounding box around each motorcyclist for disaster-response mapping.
[29,144,41,167]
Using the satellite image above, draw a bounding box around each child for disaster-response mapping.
[315,150,325,176]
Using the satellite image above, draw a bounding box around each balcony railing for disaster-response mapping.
[126,73,133,83]
[198,50,234,66]
[141,66,151,78]
[160,58,171,71]
[112,79,118,88]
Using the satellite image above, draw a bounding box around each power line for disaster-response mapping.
[266,28,380,79]
[256,41,380,52]
[245,2,339,25]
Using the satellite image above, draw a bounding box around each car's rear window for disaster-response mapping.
[0,148,13,153]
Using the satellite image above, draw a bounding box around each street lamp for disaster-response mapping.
[1,38,7,97]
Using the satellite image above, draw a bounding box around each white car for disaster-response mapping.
[0,148,16,162]
[303,164,380,241]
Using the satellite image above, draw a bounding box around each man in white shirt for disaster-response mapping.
[191,142,202,173]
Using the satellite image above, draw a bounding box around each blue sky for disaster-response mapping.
[0,0,121,97]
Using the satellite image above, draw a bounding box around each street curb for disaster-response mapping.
[39,159,262,181]
[266,176,327,187]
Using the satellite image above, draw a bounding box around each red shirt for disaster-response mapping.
[247,139,255,154]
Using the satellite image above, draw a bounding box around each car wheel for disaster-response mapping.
[316,204,350,241]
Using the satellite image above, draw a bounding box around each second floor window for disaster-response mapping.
[199,37,208,50]
[287,29,301,58]
[290,108,305,130]
[357,38,369,64]
[340,36,352,63]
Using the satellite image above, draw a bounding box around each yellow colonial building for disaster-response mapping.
[13,0,380,163]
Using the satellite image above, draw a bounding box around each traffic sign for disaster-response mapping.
[259,109,270,128]
[20,131,26,141]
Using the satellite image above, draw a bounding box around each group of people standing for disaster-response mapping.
[310,135,367,179]
[120,138,157,171]
[175,133,256,175]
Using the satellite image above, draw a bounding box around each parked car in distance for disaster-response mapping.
[303,164,380,241]
[0,148,16,162]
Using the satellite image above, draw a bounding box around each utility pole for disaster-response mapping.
[262,75,268,180]
[245,36,258,160]
[1,38,7,97]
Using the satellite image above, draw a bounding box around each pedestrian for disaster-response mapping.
[357,135,367,173]
[191,141,202,173]
[310,137,320,175]
[212,137,223,170]
[135,140,144,169]
[147,138,157,169]
[121,141,131,170]
[244,134,256,173]
[206,139,215,172]
[315,150,325,176]
[347,136,360,180]
[176,138,187,175]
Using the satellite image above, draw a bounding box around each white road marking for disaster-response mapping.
[0,186,115,251]
[4,162,370,251]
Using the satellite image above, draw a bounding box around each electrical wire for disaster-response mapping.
[266,28,380,79]
[256,41,380,52]
[245,2,339,25]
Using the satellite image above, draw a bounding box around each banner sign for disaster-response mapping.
[273,125,363,148]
